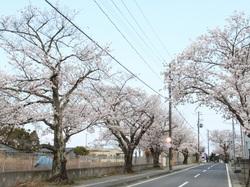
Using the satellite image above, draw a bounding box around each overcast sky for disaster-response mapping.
[0,0,249,150]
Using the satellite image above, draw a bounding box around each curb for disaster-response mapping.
[228,164,244,187]
[101,164,199,187]
[109,164,198,187]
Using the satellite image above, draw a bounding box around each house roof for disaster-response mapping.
[0,143,19,153]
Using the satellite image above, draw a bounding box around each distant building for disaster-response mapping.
[88,148,123,159]
[0,143,19,155]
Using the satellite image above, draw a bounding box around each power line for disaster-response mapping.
[119,0,166,62]
[103,1,194,131]
[109,0,163,66]
[130,1,194,132]
[93,0,162,81]
[173,107,196,131]
[44,0,166,99]
[134,0,172,58]
[45,0,193,133]
[108,1,194,131]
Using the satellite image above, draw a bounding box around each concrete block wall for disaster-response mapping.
[0,164,153,187]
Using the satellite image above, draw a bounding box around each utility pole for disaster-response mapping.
[240,125,244,158]
[240,125,247,183]
[168,63,173,171]
[197,112,200,153]
[207,129,210,157]
[232,118,236,171]
[197,112,203,163]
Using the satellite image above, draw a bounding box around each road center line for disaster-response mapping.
[194,173,200,178]
[202,170,207,172]
[178,181,189,187]
[211,164,217,168]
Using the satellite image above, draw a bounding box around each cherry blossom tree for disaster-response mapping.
[0,94,31,144]
[171,119,197,164]
[139,106,169,168]
[210,129,241,162]
[210,130,231,162]
[0,6,109,182]
[89,81,157,173]
[164,12,250,131]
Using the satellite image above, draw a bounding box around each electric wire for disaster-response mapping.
[119,0,167,62]
[109,0,163,66]
[134,0,172,58]
[44,0,166,99]
[99,1,195,131]
[93,0,162,81]
[131,0,194,130]
[45,0,193,134]
[173,107,197,131]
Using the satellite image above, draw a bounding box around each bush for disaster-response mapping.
[73,146,89,156]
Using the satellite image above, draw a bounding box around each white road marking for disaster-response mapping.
[81,178,121,187]
[126,165,200,187]
[81,172,150,187]
[208,167,211,169]
[202,170,207,172]
[178,181,189,187]
[194,173,200,178]
[210,164,217,168]
[226,164,232,187]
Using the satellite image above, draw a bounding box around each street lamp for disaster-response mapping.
[166,137,172,144]
[165,136,172,170]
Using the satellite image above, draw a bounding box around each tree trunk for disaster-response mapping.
[49,73,69,183]
[124,150,134,173]
[195,152,199,163]
[51,151,68,181]
[150,147,160,168]
[49,121,69,183]
[152,151,160,168]
[183,154,188,164]
[182,148,189,165]
[223,146,229,163]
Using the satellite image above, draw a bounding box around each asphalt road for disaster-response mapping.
[127,163,231,187]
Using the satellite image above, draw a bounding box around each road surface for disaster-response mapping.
[127,163,231,187]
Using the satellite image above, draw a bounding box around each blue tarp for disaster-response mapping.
[34,155,52,168]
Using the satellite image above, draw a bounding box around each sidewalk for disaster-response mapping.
[228,163,245,187]
[73,164,199,187]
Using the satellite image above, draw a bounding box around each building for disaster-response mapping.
[0,143,19,155]
[88,148,123,159]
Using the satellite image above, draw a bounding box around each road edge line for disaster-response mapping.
[226,163,232,187]
[126,164,201,187]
